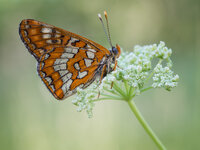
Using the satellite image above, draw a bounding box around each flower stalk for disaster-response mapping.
[127,99,167,150]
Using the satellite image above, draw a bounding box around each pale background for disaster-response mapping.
[0,0,199,149]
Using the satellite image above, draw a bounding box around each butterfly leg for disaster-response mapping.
[97,65,107,98]
[113,61,117,71]
[97,91,100,98]
[108,61,118,89]
[110,82,114,89]
[100,64,107,83]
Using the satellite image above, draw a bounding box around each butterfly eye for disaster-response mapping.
[112,47,118,56]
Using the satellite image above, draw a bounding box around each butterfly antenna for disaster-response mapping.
[98,13,113,47]
[104,11,113,47]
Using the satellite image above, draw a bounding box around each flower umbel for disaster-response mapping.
[73,41,179,117]
[72,41,179,150]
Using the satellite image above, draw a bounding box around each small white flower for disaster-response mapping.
[152,64,179,91]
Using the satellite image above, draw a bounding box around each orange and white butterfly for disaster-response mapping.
[19,11,121,100]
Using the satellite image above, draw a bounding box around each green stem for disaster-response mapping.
[113,82,127,98]
[97,93,123,100]
[123,80,129,95]
[127,99,167,150]
[141,86,153,93]
[93,97,123,102]
[146,59,163,82]
[103,86,122,97]
[128,86,135,99]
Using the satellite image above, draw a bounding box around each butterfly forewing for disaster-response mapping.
[19,19,110,100]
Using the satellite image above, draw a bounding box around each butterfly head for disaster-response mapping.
[105,44,121,74]
[111,44,121,58]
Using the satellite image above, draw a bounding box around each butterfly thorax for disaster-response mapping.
[99,45,121,78]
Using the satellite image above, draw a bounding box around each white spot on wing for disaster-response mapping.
[85,44,91,49]
[25,25,31,29]
[86,51,95,59]
[59,70,69,76]
[54,64,66,71]
[31,44,36,50]
[67,37,79,46]
[54,58,68,65]
[38,49,45,54]
[77,71,87,79]
[43,34,51,39]
[23,30,28,36]
[64,91,73,97]
[46,40,52,44]
[62,73,72,83]
[74,63,80,70]
[24,20,28,24]
[64,47,79,54]
[45,77,52,84]
[88,49,96,53]
[62,79,73,94]
[40,71,45,77]
[55,34,61,38]
[72,48,78,54]
[64,47,72,53]
[41,62,44,69]
[61,53,74,58]
[71,37,79,42]
[44,54,50,60]
[50,85,55,92]
[84,58,93,67]
[41,28,52,33]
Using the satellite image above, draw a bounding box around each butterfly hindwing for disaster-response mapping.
[38,46,103,99]
[19,19,110,100]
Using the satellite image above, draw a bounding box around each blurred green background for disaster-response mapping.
[0,0,199,149]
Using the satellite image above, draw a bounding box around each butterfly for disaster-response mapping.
[19,11,121,100]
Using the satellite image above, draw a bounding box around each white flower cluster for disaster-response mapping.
[72,84,98,118]
[152,64,179,91]
[73,41,179,117]
[100,64,149,96]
